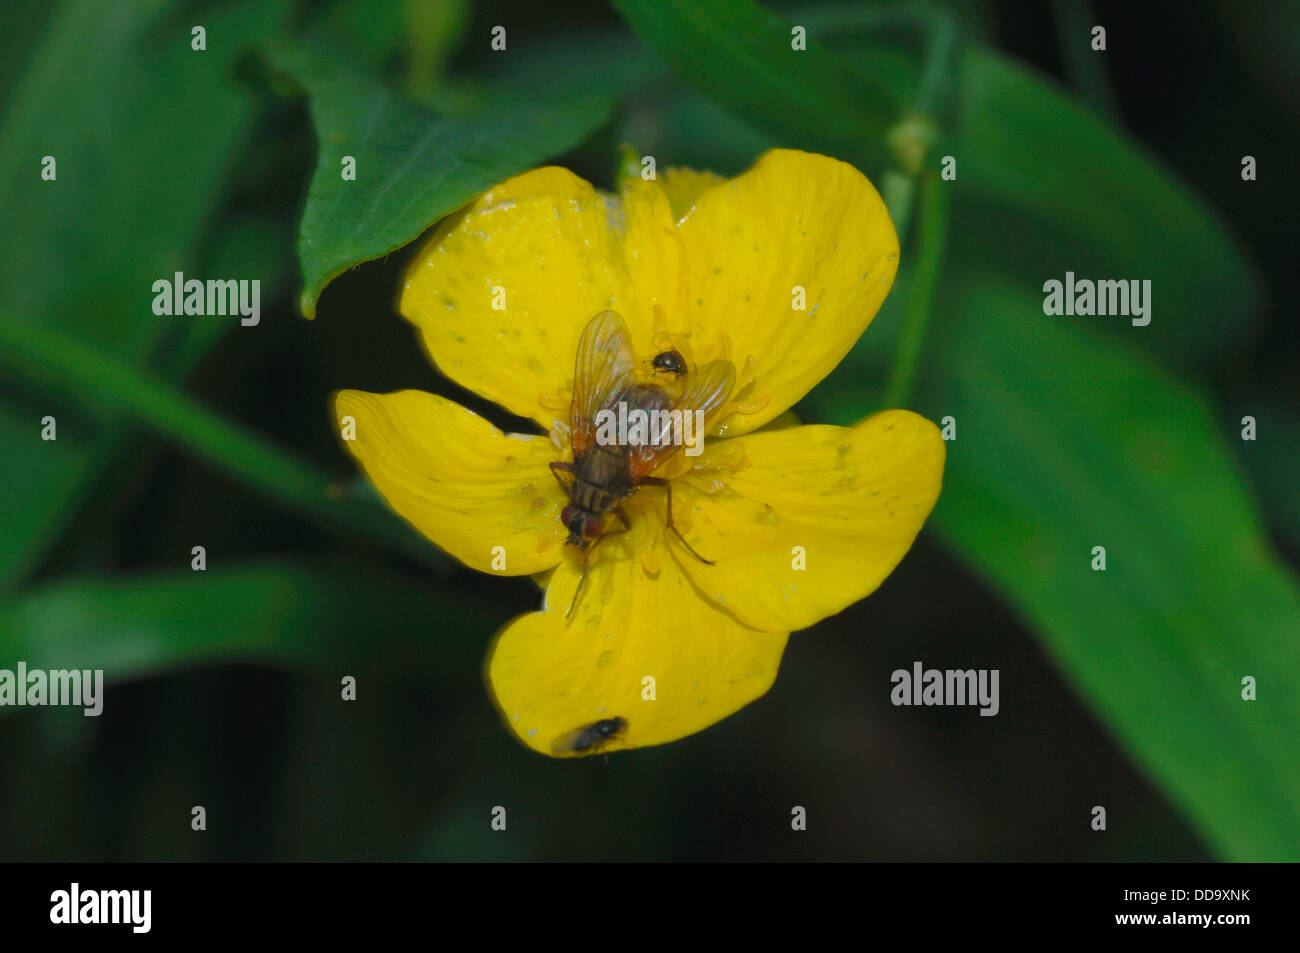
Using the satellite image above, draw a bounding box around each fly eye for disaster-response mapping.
[561,505,573,525]
[583,516,604,538]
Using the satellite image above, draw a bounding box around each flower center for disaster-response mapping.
[532,325,766,575]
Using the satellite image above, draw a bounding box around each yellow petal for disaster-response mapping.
[332,389,566,574]
[674,410,945,631]
[673,149,899,436]
[486,507,789,756]
[660,166,726,221]
[400,167,681,431]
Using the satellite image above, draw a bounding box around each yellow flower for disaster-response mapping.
[334,149,945,757]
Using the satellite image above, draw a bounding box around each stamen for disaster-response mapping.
[729,393,772,416]
[640,539,662,577]
[681,439,750,495]
[550,419,571,451]
[539,387,570,413]
[735,355,757,393]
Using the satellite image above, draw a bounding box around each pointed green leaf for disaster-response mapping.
[0,0,291,587]
[611,0,900,166]
[266,43,626,317]
[919,275,1300,861]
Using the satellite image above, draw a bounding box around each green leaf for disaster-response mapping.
[150,213,296,380]
[611,0,901,167]
[463,30,662,109]
[306,0,409,69]
[0,404,106,583]
[793,6,1260,369]
[1227,393,1300,552]
[916,275,1300,861]
[0,560,488,695]
[0,0,292,587]
[619,87,776,178]
[951,46,1260,368]
[0,0,290,357]
[266,43,625,318]
[0,311,442,569]
[402,0,469,92]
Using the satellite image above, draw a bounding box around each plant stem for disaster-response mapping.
[883,173,949,409]
[0,313,443,569]
[882,169,917,244]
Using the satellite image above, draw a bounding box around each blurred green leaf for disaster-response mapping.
[0,0,291,587]
[266,43,622,317]
[0,2,54,98]
[0,404,105,581]
[913,275,1300,861]
[403,0,469,92]
[1050,0,1120,120]
[0,310,443,569]
[0,560,485,693]
[0,0,290,358]
[951,46,1260,368]
[789,5,1261,369]
[456,29,662,111]
[619,87,775,178]
[611,0,901,168]
[306,0,408,68]
[150,213,296,379]
[1227,393,1300,552]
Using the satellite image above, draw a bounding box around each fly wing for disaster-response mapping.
[570,310,637,456]
[549,724,587,755]
[625,358,737,479]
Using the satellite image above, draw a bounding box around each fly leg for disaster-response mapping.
[566,527,629,622]
[641,476,714,565]
[550,460,575,495]
[553,460,585,618]
[567,554,590,621]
